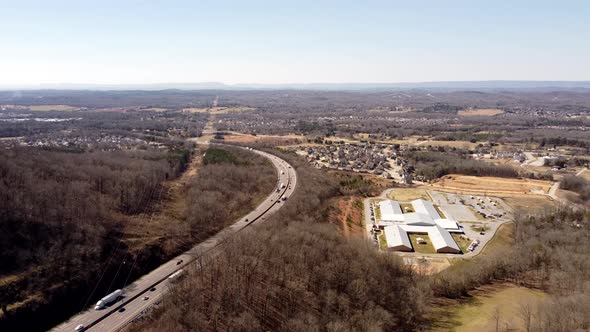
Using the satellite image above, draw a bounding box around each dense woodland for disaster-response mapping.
[0,144,276,331]
[404,149,521,181]
[0,109,207,139]
[185,146,276,241]
[559,175,590,205]
[0,89,589,330]
[133,146,590,332]
[432,208,590,331]
[132,147,429,332]
[0,147,187,325]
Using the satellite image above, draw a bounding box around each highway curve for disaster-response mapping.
[52,144,298,332]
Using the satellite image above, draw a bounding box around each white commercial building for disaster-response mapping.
[377,198,462,254]
[383,225,412,251]
[378,200,405,221]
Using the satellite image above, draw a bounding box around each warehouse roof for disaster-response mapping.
[384,225,412,251]
[378,200,405,221]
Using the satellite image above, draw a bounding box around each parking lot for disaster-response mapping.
[364,188,514,258]
[428,190,512,222]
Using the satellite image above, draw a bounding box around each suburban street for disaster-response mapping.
[52,144,298,332]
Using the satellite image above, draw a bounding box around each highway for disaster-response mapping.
[52,144,297,332]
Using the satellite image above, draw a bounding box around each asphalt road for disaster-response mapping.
[52,144,297,332]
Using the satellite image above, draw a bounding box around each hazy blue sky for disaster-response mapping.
[1,0,589,84]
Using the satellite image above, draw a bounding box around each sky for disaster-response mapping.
[1,0,589,85]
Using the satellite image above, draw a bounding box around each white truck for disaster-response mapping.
[168,269,184,280]
[94,289,123,310]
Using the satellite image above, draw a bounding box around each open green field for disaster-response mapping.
[481,222,515,255]
[374,204,382,220]
[451,234,472,253]
[388,188,431,202]
[378,232,387,249]
[409,234,436,254]
[430,285,547,332]
[434,205,446,218]
[400,203,414,213]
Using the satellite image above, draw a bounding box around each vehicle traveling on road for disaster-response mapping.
[94,289,122,310]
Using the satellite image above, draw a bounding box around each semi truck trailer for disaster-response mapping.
[94,289,123,310]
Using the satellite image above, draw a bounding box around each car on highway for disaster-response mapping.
[75,324,85,331]
[176,259,183,265]
[143,296,149,300]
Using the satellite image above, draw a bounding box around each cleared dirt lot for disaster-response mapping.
[426,175,553,195]
[403,256,451,274]
[327,196,365,237]
[502,195,556,214]
[457,108,505,116]
[27,105,79,111]
[223,132,305,145]
[182,106,255,114]
[387,188,431,202]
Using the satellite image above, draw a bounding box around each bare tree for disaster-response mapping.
[519,302,533,332]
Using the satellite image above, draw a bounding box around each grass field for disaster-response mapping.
[400,203,414,213]
[428,175,553,195]
[457,108,505,117]
[451,233,472,253]
[27,105,78,111]
[431,284,547,332]
[378,232,387,249]
[404,256,452,275]
[409,234,437,254]
[388,188,431,202]
[434,205,446,218]
[481,222,515,255]
[503,195,556,214]
[374,204,382,220]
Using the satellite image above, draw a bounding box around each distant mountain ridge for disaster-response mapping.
[2,81,590,91]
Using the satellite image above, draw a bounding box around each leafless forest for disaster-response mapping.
[0,88,589,331]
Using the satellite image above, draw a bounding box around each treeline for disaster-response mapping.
[405,150,519,181]
[560,175,590,204]
[0,109,207,139]
[432,208,590,330]
[185,146,276,241]
[0,144,280,331]
[131,147,429,332]
[0,148,182,275]
[130,146,590,331]
[0,146,188,329]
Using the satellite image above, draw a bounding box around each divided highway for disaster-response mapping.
[53,144,297,332]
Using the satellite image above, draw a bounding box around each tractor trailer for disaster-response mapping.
[94,289,123,310]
